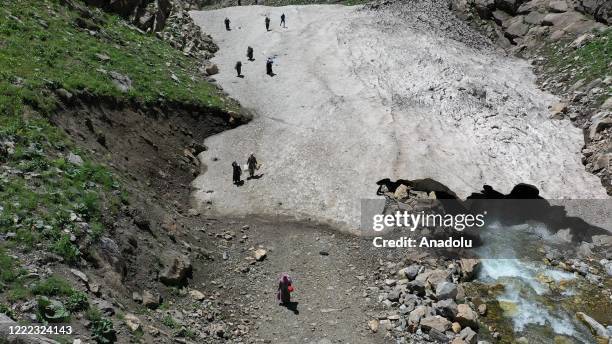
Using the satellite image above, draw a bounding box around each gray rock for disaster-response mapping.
[67,152,84,166]
[548,0,568,12]
[399,264,421,280]
[159,251,192,286]
[108,71,132,93]
[387,288,402,302]
[576,312,609,340]
[433,299,458,318]
[460,326,478,344]
[436,281,458,300]
[420,315,451,333]
[142,290,160,309]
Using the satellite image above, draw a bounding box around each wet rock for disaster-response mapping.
[576,312,610,340]
[159,251,192,286]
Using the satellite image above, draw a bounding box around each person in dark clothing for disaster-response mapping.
[224,17,231,31]
[235,61,242,77]
[232,161,242,185]
[266,58,274,76]
[237,0,241,5]
[247,46,254,61]
[280,13,286,28]
[265,16,270,31]
[247,153,258,178]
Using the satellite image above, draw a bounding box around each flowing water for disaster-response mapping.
[475,222,600,343]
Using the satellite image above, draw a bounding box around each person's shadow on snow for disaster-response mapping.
[247,174,264,180]
[282,301,299,315]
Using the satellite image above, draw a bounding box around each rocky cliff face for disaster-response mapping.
[451,0,611,195]
[76,0,218,60]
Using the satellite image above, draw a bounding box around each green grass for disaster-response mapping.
[30,276,74,297]
[0,0,237,265]
[542,28,611,103]
[0,0,234,110]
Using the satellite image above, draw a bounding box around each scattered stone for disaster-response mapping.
[368,319,379,333]
[67,153,84,166]
[124,314,141,332]
[420,315,451,333]
[205,64,219,76]
[436,281,458,300]
[189,289,206,301]
[455,304,479,329]
[142,290,161,309]
[159,251,192,286]
[253,248,267,261]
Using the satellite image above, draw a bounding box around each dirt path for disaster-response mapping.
[190,3,607,231]
[194,218,385,343]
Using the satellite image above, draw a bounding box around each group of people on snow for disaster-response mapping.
[232,153,260,185]
[223,12,287,78]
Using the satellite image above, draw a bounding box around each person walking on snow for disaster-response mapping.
[265,16,270,31]
[232,161,242,185]
[224,17,231,31]
[247,46,254,61]
[235,61,242,77]
[266,57,274,76]
[247,153,258,178]
[277,273,294,305]
[280,13,286,28]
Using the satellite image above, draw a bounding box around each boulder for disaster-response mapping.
[505,16,531,39]
[159,251,192,286]
[420,315,452,333]
[548,0,568,12]
[408,305,429,325]
[455,304,479,329]
[474,0,496,18]
[574,0,611,24]
[108,71,132,93]
[142,290,161,309]
[589,114,612,139]
[189,289,206,301]
[254,248,267,261]
[436,282,458,300]
[495,0,523,14]
[433,299,459,318]
[67,153,84,166]
[124,314,141,332]
[205,64,219,76]
[592,153,610,172]
[524,11,547,24]
[394,184,410,200]
[459,259,481,281]
[459,326,478,344]
[398,264,421,280]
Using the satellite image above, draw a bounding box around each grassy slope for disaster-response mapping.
[0,0,233,330]
[542,28,612,104]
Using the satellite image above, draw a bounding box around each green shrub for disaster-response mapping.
[65,290,89,312]
[91,317,116,344]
